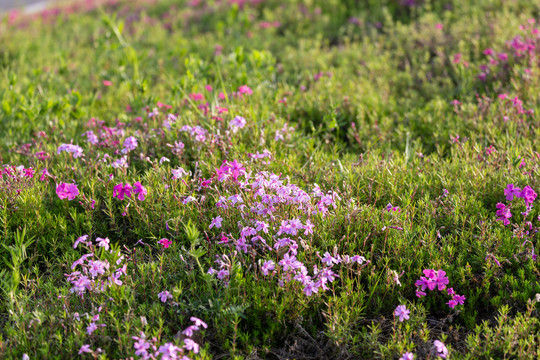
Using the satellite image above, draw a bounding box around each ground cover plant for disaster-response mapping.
[1,0,540,358]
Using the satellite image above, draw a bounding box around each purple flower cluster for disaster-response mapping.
[66,235,127,296]
[415,269,465,309]
[496,184,537,225]
[206,160,367,297]
[113,181,147,201]
[132,317,207,359]
[57,143,84,158]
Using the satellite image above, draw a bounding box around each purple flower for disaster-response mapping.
[78,345,92,355]
[261,260,275,275]
[394,305,410,322]
[209,216,223,229]
[435,270,449,291]
[158,343,181,359]
[113,183,133,200]
[230,116,247,133]
[495,203,512,225]
[96,237,110,250]
[133,337,151,358]
[182,325,199,337]
[504,184,522,201]
[183,338,200,353]
[172,167,189,179]
[73,235,89,249]
[122,136,138,153]
[133,181,147,201]
[158,290,172,303]
[190,316,208,329]
[400,353,414,360]
[520,186,537,205]
[56,182,79,200]
[453,294,466,305]
[57,143,84,158]
[434,340,448,358]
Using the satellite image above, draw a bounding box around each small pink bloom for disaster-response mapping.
[394,305,410,322]
[158,238,172,249]
[102,80,112,86]
[158,290,172,302]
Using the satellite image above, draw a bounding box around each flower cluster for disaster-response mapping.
[132,317,207,360]
[415,269,465,309]
[113,181,147,201]
[206,160,367,297]
[496,184,537,225]
[57,143,84,158]
[65,235,127,296]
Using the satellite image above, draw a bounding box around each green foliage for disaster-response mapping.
[0,0,540,358]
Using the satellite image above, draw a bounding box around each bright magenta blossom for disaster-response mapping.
[56,182,79,200]
[113,183,133,200]
[158,238,172,249]
[133,181,147,201]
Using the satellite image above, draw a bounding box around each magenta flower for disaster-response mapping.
[133,181,147,201]
[495,203,512,225]
[56,182,79,200]
[435,270,449,291]
[394,305,410,322]
[158,238,172,249]
[113,183,133,200]
[238,85,252,95]
[520,186,537,205]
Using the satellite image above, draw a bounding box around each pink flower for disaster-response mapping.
[113,183,133,200]
[158,238,172,249]
[133,181,147,201]
[78,345,92,355]
[229,116,247,132]
[394,305,410,322]
[400,353,414,360]
[56,182,79,200]
[158,343,181,359]
[261,260,275,275]
[96,237,110,250]
[190,316,208,329]
[102,80,112,86]
[73,235,89,249]
[435,270,449,291]
[434,340,448,358]
[182,325,199,337]
[122,136,138,153]
[238,85,252,95]
[158,290,172,303]
[209,216,223,229]
[183,338,200,353]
